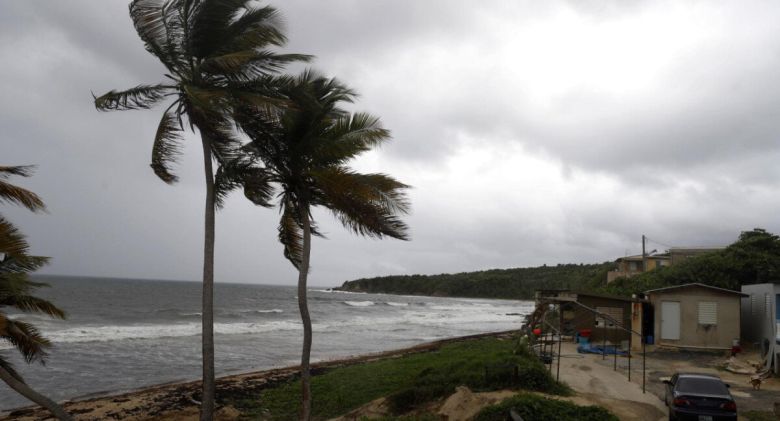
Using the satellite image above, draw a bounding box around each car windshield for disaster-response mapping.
[676,377,729,395]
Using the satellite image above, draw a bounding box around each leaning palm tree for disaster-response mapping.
[93,1,308,418]
[220,71,410,420]
[0,166,71,421]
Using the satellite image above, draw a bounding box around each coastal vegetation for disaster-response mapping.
[93,1,308,418]
[338,228,780,300]
[0,166,70,420]
[231,336,582,420]
[474,393,618,421]
[220,71,410,419]
[337,263,614,299]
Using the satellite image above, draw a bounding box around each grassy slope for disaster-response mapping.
[231,336,573,420]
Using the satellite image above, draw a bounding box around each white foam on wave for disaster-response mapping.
[385,302,409,307]
[343,301,375,307]
[0,320,304,346]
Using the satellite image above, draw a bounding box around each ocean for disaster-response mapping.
[0,276,533,410]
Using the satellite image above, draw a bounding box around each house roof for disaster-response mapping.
[536,289,634,302]
[616,254,670,262]
[645,283,748,297]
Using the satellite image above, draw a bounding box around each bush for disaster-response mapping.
[475,394,618,421]
[387,351,569,414]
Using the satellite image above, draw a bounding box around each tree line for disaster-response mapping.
[337,263,615,300]
[3,1,409,420]
[339,228,780,302]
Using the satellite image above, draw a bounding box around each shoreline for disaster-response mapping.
[2,329,519,420]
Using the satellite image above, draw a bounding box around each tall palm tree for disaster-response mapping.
[93,1,308,418]
[0,166,71,421]
[220,71,410,420]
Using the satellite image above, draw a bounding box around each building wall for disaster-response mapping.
[741,283,779,374]
[650,287,741,349]
[575,296,632,344]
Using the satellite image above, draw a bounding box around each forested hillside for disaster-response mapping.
[336,263,615,299]
[337,228,780,300]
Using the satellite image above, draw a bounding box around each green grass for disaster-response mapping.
[474,393,619,421]
[231,336,571,420]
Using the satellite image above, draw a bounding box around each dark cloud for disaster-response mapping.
[2,1,780,286]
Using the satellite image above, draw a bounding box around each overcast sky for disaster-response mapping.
[3,1,780,287]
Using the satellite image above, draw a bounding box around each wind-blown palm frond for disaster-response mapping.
[94,84,174,111]
[277,201,303,268]
[129,0,188,72]
[0,217,31,259]
[4,295,65,320]
[314,168,410,240]
[0,166,45,212]
[1,319,50,364]
[311,113,390,167]
[0,255,49,275]
[191,2,285,58]
[151,109,185,183]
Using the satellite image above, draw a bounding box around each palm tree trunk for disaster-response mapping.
[200,135,216,421]
[297,208,313,421]
[0,366,73,421]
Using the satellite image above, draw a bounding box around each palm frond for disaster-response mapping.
[151,109,184,183]
[129,0,187,72]
[314,168,410,240]
[2,319,50,364]
[0,180,45,213]
[278,202,303,268]
[216,5,287,53]
[0,166,34,178]
[190,0,249,58]
[5,295,65,319]
[94,84,174,111]
[0,254,49,274]
[0,217,30,259]
[203,50,312,82]
[312,113,390,167]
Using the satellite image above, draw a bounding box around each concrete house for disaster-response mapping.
[606,247,724,284]
[740,283,779,374]
[646,283,746,350]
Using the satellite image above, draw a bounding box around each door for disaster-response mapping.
[661,301,681,340]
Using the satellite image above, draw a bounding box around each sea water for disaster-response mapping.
[0,276,532,410]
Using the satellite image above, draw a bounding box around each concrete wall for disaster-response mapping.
[741,283,779,374]
[649,286,741,349]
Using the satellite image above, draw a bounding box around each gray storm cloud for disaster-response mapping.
[2,0,779,286]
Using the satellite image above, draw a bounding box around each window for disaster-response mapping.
[751,294,756,316]
[698,301,717,325]
[595,306,623,329]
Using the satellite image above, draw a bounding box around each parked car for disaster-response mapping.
[663,373,737,421]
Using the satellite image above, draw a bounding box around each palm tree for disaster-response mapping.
[0,166,71,421]
[93,1,308,418]
[220,71,410,420]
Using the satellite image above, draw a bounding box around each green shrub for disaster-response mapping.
[475,394,617,421]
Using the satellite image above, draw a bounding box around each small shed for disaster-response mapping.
[646,283,746,350]
[536,290,633,344]
[740,283,779,374]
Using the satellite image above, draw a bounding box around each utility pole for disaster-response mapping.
[641,234,647,272]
